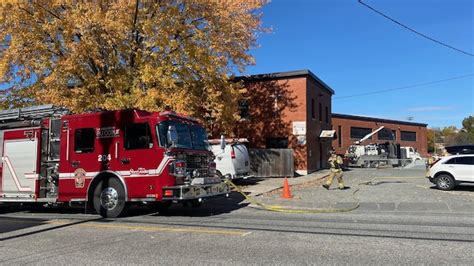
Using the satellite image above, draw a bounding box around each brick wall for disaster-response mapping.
[331,116,428,157]
[229,70,428,173]
[233,77,309,171]
[306,78,332,172]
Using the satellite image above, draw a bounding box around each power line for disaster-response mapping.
[333,73,474,100]
[358,0,474,57]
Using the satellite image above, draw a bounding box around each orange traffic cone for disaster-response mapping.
[282,177,293,199]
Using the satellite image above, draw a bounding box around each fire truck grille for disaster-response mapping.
[186,154,209,176]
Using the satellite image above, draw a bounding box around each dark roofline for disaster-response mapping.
[235,69,335,95]
[332,113,428,127]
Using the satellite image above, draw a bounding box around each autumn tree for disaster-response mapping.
[0,0,267,133]
[453,116,474,145]
[427,128,436,153]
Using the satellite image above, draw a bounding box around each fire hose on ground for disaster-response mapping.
[224,177,388,214]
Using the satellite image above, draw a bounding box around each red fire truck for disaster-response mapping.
[0,105,229,217]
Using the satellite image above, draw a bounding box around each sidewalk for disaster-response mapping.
[237,168,474,213]
[241,170,330,196]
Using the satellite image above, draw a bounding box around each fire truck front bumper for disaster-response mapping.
[161,182,230,201]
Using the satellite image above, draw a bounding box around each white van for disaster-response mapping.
[209,138,253,180]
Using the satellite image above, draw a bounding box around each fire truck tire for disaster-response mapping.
[92,178,129,218]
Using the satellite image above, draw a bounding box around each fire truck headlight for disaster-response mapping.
[192,169,200,177]
[173,160,186,177]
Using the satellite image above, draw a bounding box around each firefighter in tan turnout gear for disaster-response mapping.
[323,150,346,190]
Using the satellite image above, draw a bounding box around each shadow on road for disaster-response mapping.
[0,216,48,234]
[149,191,249,217]
[230,177,266,186]
[0,191,248,220]
[428,185,474,192]
[0,217,102,241]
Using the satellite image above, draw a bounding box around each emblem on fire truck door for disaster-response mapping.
[74,168,86,188]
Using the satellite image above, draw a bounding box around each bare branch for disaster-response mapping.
[33,2,62,20]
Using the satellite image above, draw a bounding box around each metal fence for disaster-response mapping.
[249,149,294,178]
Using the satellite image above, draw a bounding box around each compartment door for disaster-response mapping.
[2,139,38,196]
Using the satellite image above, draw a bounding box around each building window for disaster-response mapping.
[311,98,315,119]
[377,129,396,140]
[350,127,372,139]
[238,100,250,120]
[338,126,342,148]
[325,106,329,124]
[401,131,416,141]
[75,128,95,153]
[125,123,152,150]
[319,103,322,122]
[266,138,288,148]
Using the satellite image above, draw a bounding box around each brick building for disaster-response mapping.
[234,70,334,174]
[331,113,428,156]
[230,69,429,174]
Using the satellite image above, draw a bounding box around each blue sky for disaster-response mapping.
[244,0,473,128]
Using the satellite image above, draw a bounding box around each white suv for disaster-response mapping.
[427,154,474,190]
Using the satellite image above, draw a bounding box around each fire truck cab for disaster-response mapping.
[0,105,229,217]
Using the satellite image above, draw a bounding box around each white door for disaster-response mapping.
[233,144,250,174]
[212,144,234,177]
[454,156,474,182]
[2,139,38,196]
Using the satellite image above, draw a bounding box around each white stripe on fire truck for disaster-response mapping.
[24,173,39,179]
[156,156,174,175]
[57,156,175,179]
[58,169,160,179]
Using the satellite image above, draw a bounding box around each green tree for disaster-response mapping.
[427,128,435,153]
[453,116,474,144]
[442,116,474,146]
[461,116,474,132]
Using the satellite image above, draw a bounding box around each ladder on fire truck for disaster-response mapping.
[0,104,68,123]
[0,105,69,200]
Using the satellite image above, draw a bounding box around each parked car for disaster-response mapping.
[209,138,253,180]
[400,146,422,161]
[427,154,474,190]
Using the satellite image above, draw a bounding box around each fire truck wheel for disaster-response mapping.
[92,178,128,218]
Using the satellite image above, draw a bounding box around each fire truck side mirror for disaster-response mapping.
[167,125,178,147]
[220,135,226,151]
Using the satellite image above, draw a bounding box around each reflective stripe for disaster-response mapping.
[58,156,175,179]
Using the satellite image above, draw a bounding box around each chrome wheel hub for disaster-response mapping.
[438,177,450,188]
[100,187,119,210]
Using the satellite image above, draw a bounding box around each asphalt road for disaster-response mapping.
[1,168,473,265]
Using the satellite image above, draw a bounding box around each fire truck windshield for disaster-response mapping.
[157,121,209,150]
